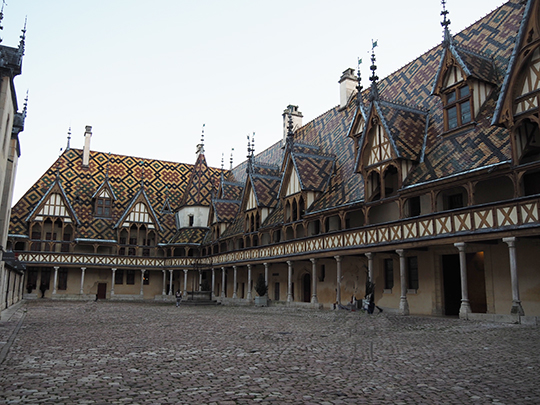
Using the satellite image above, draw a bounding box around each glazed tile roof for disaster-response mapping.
[9,149,220,243]
[168,227,209,245]
[249,162,281,208]
[290,143,336,192]
[213,199,240,223]
[181,153,221,207]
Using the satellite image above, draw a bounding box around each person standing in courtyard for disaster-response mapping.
[175,290,182,307]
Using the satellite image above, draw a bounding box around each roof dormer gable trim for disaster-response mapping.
[26,179,80,225]
[114,188,162,231]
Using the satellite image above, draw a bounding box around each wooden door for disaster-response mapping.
[97,283,107,299]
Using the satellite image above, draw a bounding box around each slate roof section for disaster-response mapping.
[168,227,209,245]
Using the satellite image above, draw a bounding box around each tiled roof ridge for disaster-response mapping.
[378,98,430,114]
[252,160,280,171]
[454,43,495,61]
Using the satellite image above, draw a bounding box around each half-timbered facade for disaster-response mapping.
[8,0,540,322]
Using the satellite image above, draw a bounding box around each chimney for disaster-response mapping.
[339,68,357,109]
[82,125,92,167]
[282,105,303,146]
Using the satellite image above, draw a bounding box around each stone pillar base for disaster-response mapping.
[399,298,409,315]
[511,301,525,316]
[459,300,472,319]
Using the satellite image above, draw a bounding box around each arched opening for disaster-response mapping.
[368,201,400,224]
[285,226,294,240]
[367,171,381,201]
[292,200,298,221]
[299,197,305,218]
[296,225,305,238]
[383,165,399,197]
[285,201,292,222]
[522,169,540,196]
[345,209,364,229]
[436,186,468,211]
[308,219,321,236]
[515,119,540,164]
[475,176,514,204]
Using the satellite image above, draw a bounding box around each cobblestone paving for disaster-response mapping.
[0,300,539,404]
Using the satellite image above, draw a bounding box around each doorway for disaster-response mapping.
[442,254,461,316]
[97,283,107,299]
[302,273,311,302]
[442,252,487,315]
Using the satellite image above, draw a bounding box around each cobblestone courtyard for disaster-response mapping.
[0,301,538,404]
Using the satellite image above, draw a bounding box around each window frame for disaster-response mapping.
[444,84,473,131]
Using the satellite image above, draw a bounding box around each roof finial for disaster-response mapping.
[66,127,72,150]
[441,0,452,46]
[18,15,26,57]
[0,1,6,44]
[356,57,363,106]
[196,123,205,155]
[230,148,234,170]
[22,90,28,121]
[56,147,63,179]
[369,40,379,101]
[221,153,224,170]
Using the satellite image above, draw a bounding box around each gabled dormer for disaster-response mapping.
[356,100,427,202]
[26,178,79,226]
[92,178,116,219]
[432,5,498,133]
[115,188,161,231]
[492,0,540,165]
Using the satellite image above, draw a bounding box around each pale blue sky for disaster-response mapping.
[7,0,506,202]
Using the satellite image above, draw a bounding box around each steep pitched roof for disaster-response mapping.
[247,162,281,208]
[168,227,209,245]
[9,149,210,242]
[181,153,221,207]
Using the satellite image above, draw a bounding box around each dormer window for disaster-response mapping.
[96,197,111,217]
[445,84,472,131]
[188,214,194,227]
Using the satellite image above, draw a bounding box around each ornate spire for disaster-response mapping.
[441,0,452,46]
[357,57,363,106]
[221,153,224,170]
[286,108,294,150]
[230,148,234,170]
[18,16,26,58]
[246,133,255,174]
[0,1,5,44]
[66,127,71,150]
[196,124,205,155]
[369,40,379,101]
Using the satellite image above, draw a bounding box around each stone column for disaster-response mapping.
[162,270,167,296]
[310,258,318,304]
[183,269,188,298]
[247,264,253,300]
[334,256,342,305]
[140,269,145,296]
[198,270,203,291]
[80,267,86,295]
[53,266,59,295]
[365,252,374,283]
[111,268,116,296]
[211,268,216,299]
[503,237,525,316]
[221,267,226,298]
[396,249,409,315]
[168,270,173,295]
[232,266,238,298]
[287,261,293,302]
[454,242,472,317]
[263,263,269,298]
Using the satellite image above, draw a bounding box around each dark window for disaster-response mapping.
[448,193,464,210]
[444,84,472,131]
[189,215,194,227]
[41,269,51,289]
[407,256,419,290]
[408,196,421,217]
[143,271,150,285]
[115,269,124,285]
[58,269,68,290]
[126,270,135,285]
[96,198,112,217]
[384,259,394,290]
[129,238,137,245]
[274,282,280,301]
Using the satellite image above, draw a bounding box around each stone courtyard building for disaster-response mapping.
[7,0,540,322]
